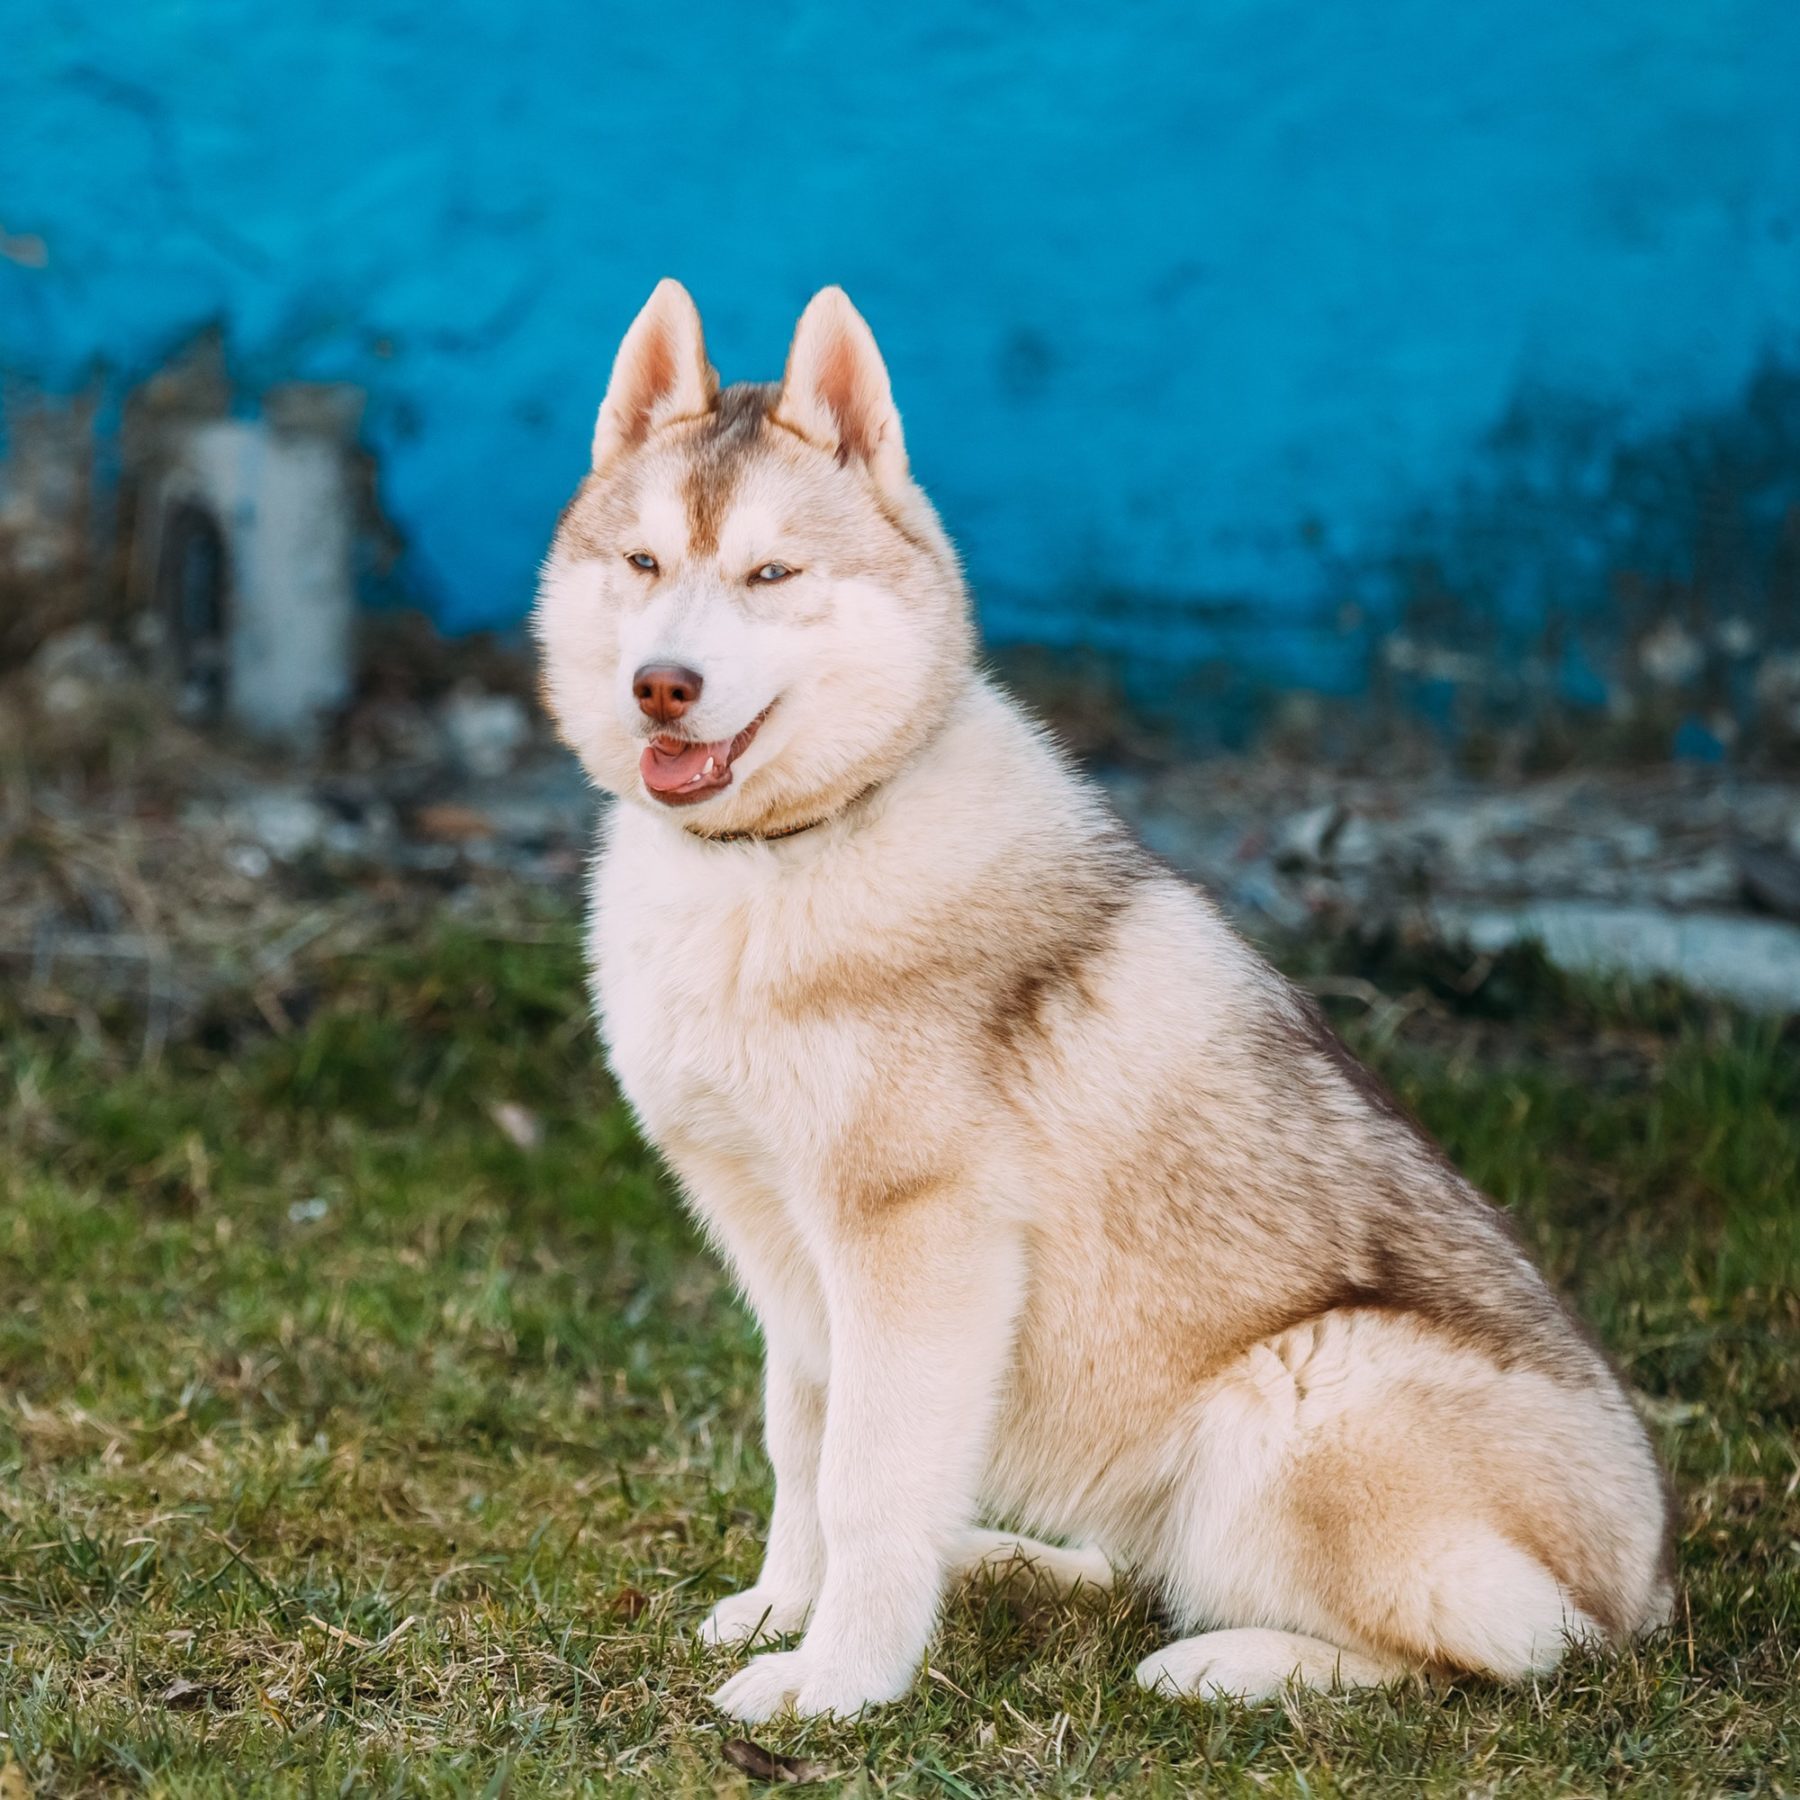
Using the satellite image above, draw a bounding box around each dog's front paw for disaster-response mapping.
[711,1649,914,1722]
[696,1585,811,1646]
[792,1657,915,1720]
[711,1649,812,1723]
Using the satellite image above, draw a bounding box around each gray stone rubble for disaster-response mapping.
[1107,762,1800,1010]
[8,621,1800,1018]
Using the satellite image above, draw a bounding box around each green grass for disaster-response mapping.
[2,914,1796,1795]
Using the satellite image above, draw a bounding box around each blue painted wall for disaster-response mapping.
[4,2,1799,706]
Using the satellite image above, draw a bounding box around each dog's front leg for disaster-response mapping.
[711,1193,1023,1722]
[698,1338,825,1644]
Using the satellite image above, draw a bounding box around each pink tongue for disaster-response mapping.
[640,737,733,795]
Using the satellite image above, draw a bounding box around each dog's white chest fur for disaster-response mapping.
[595,871,764,1158]
[591,812,866,1214]
[597,844,767,1156]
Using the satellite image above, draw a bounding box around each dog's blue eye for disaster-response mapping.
[626,551,658,573]
[753,563,794,583]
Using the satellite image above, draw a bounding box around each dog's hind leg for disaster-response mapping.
[1138,1532,1600,1702]
[1135,1312,1637,1707]
[1136,1628,1403,1701]
[950,1528,1113,1598]
[1133,1538,1599,1703]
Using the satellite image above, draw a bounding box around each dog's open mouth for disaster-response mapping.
[639,705,772,806]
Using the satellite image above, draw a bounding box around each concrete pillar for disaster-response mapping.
[139,383,361,742]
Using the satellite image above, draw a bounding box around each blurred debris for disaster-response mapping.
[1441,900,1800,1013]
[488,1101,544,1152]
[0,609,584,1058]
[1272,801,1378,874]
[30,626,131,722]
[438,684,531,778]
[1737,843,1800,923]
[155,1676,230,1712]
[220,789,334,863]
[1113,760,1800,1011]
[2,366,1798,1032]
[720,1739,837,1785]
[608,1586,650,1621]
[3,599,1795,1057]
[0,388,99,669]
[412,803,497,845]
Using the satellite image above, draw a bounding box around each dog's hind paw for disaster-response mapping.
[1136,1628,1401,1702]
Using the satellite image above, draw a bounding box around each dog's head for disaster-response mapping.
[535,281,974,836]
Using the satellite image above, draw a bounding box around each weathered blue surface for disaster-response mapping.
[4,2,1798,707]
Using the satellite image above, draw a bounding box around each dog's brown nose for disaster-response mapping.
[633,663,704,724]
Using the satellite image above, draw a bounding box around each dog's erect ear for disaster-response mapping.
[592,279,718,474]
[774,287,908,493]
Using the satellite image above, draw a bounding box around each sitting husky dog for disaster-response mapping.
[534,280,1672,1722]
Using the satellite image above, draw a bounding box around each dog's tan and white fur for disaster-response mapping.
[535,280,1672,1721]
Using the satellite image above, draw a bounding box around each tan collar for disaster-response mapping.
[684,783,880,846]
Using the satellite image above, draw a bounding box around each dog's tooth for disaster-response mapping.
[703,757,716,776]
